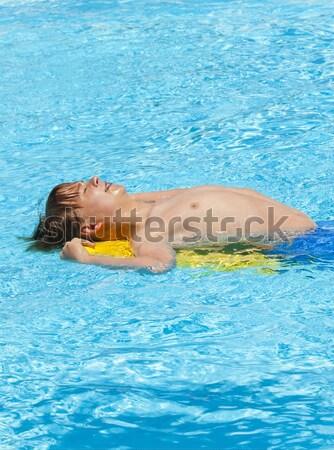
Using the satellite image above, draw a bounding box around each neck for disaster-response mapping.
[97,198,154,241]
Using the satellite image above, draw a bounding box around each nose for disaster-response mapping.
[89,176,100,187]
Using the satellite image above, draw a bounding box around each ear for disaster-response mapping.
[81,221,103,238]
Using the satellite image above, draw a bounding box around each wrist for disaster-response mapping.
[80,253,92,264]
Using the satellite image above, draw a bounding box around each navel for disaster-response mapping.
[190,202,199,209]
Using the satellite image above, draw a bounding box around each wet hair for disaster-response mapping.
[28,182,85,251]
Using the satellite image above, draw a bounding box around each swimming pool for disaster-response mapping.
[1,0,334,448]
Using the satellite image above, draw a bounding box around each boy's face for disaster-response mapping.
[75,176,127,222]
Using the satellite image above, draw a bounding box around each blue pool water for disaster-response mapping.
[1,0,334,448]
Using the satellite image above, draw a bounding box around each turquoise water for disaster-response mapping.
[1,0,334,448]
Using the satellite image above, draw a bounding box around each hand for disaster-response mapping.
[60,238,95,263]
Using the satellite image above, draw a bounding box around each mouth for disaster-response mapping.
[105,182,113,192]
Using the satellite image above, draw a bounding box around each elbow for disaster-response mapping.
[149,263,173,274]
[148,256,176,274]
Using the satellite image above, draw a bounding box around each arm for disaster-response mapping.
[60,238,176,273]
[129,187,187,202]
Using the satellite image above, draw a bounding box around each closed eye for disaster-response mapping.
[80,181,87,194]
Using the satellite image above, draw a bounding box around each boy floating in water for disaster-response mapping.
[31,177,316,272]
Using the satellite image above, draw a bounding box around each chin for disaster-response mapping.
[113,185,126,195]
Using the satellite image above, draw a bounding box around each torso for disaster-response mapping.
[134,186,316,246]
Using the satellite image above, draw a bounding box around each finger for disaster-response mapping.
[81,240,95,248]
[60,252,64,258]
